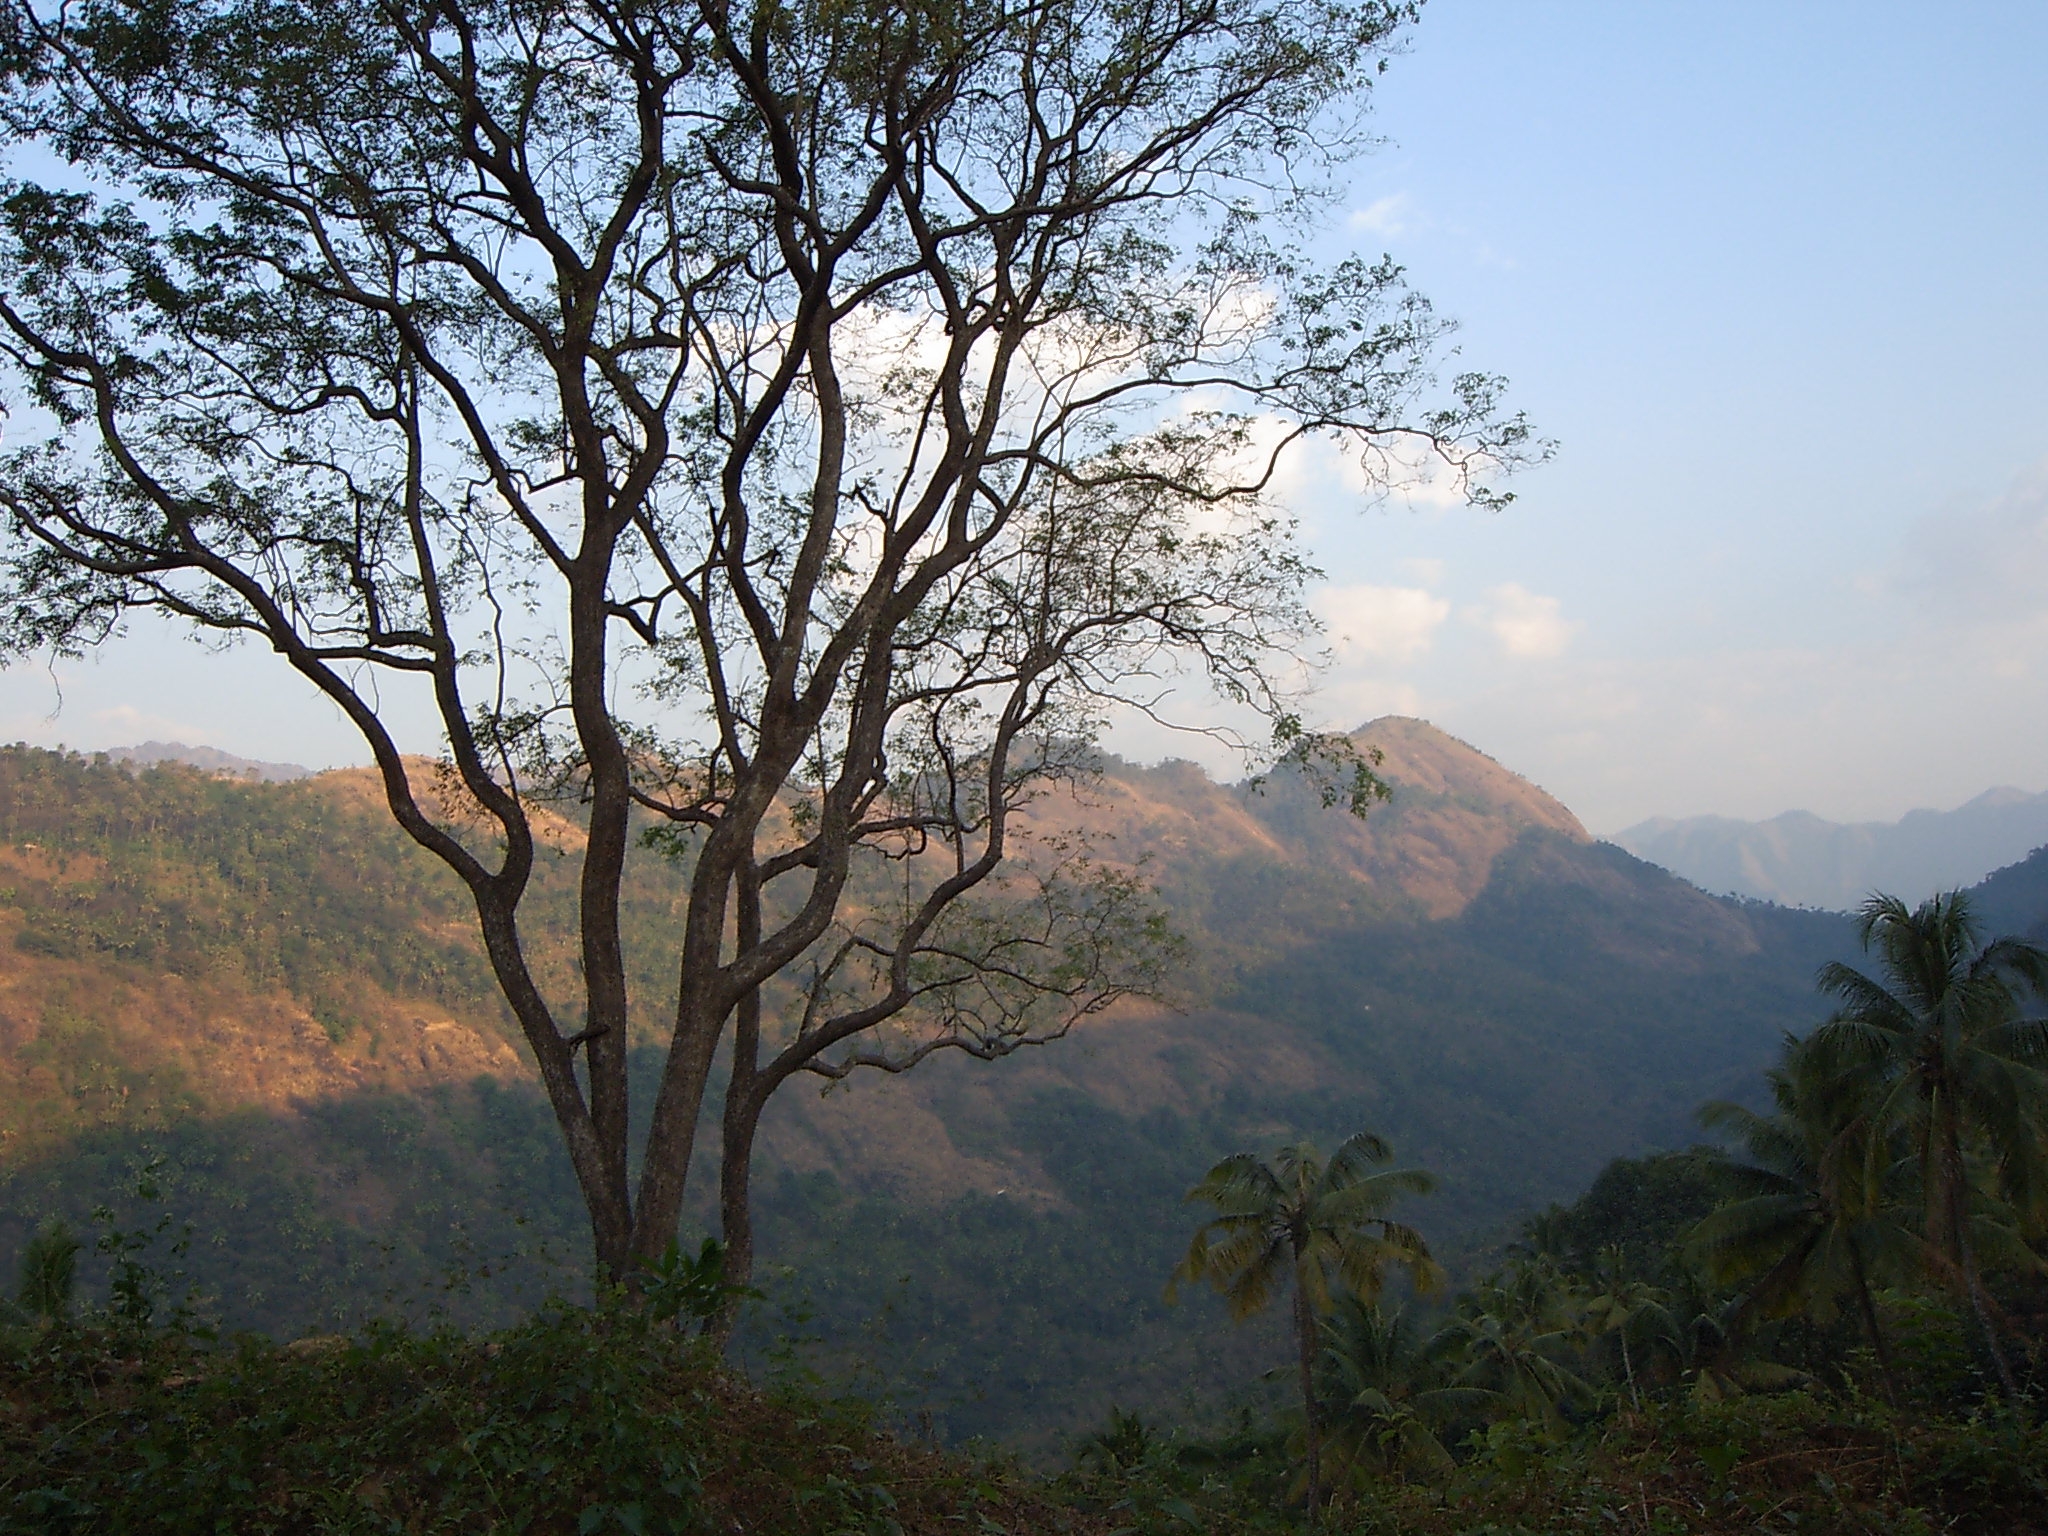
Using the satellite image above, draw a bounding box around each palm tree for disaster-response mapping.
[1580,1245,1678,1410]
[1317,1296,1487,1487]
[1171,1133,1441,1515]
[1688,1036,1920,1407]
[1808,891,2048,1394]
[1432,1257,1594,1437]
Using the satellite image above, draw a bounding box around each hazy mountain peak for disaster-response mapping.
[1615,787,2048,910]
[103,740,312,783]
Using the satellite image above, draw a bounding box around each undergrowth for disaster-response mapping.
[0,1306,1103,1536]
[6,1306,2046,1534]
[1056,1389,2048,1536]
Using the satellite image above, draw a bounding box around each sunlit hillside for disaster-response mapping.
[0,721,1883,1440]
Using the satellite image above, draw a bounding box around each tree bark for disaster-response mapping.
[1294,1258,1322,1518]
[713,862,766,1343]
[1848,1240,1901,1412]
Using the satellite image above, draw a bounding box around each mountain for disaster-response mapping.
[1614,787,2048,910]
[1965,841,2048,944]
[0,721,1873,1444]
[97,740,313,783]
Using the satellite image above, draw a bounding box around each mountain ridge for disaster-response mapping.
[0,721,1893,1440]
[1614,787,2048,910]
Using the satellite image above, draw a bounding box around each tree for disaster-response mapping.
[1316,1295,1481,1486]
[1430,1256,1591,1437]
[1578,1244,1677,1410]
[1809,892,2048,1394]
[1689,1035,1920,1407]
[0,0,1537,1290]
[1171,1133,1440,1514]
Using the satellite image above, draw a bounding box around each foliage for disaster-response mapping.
[1517,1147,1735,1287]
[1061,1385,2048,1536]
[8,1219,76,1324]
[636,1238,758,1331]
[1173,1132,1439,1509]
[1688,1035,1922,1404]
[1805,892,2048,1392]
[0,1306,1095,1536]
[0,0,1536,1291]
[1314,1296,1479,1485]
[1174,1135,1443,1322]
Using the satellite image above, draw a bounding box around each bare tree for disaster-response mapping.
[0,0,1537,1289]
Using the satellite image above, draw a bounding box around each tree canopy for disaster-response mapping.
[0,0,1536,1281]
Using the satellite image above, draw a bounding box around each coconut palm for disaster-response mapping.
[1689,1036,1921,1406]
[1317,1296,1487,1487]
[1808,892,2048,1393]
[1580,1245,1679,1410]
[1432,1257,1594,1437]
[1171,1133,1441,1514]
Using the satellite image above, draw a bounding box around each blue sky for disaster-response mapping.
[5,1,2047,832]
[1211,0,2048,830]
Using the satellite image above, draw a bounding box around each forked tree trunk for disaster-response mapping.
[712,863,766,1343]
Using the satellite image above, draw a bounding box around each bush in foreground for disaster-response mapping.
[1058,1389,2048,1536]
[0,1307,1100,1535]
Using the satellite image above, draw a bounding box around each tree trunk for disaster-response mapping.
[1848,1239,1901,1412]
[1294,1261,1322,1519]
[1936,1095,2020,1397]
[1620,1327,1640,1412]
[712,864,766,1345]
[567,501,636,1278]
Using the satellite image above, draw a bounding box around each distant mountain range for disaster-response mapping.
[1613,788,2048,910]
[12,719,2043,1442]
[99,740,312,783]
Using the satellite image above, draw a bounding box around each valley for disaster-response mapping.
[6,719,2029,1442]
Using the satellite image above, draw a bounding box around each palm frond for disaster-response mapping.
[1321,1131,1395,1191]
[1185,1152,1281,1211]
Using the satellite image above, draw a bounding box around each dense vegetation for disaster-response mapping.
[0,745,1869,1441]
[12,747,2048,1531]
[1094,892,2048,1529]
[0,1307,1096,1535]
[7,1128,2047,1533]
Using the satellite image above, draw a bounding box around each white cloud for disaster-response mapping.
[1347,194,1414,239]
[1469,583,1579,659]
[1315,583,1450,661]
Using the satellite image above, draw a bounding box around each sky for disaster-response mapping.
[4,1,2047,833]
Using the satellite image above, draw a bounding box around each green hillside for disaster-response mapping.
[0,736,1867,1443]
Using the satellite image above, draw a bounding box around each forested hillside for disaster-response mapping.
[0,723,1871,1441]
